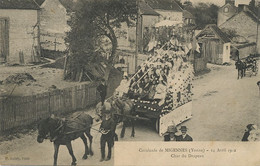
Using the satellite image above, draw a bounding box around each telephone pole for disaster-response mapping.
[256,1,260,54]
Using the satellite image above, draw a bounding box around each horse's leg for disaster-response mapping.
[114,133,118,141]
[237,69,240,79]
[131,119,135,137]
[120,121,126,138]
[53,143,60,166]
[66,141,77,166]
[85,129,93,156]
[80,134,89,159]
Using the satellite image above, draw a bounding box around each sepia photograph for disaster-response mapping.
[0,0,259,165]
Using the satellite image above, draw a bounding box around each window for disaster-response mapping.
[226,46,229,50]
[224,7,229,13]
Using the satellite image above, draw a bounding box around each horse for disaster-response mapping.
[95,96,136,138]
[37,112,93,166]
[235,60,246,79]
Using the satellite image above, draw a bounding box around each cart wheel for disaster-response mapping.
[155,118,160,133]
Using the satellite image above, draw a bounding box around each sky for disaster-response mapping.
[181,0,251,6]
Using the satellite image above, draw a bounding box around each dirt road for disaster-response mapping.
[0,62,259,165]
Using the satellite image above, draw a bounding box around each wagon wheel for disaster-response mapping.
[155,118,160,133]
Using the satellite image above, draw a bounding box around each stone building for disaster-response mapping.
[217,0,238,26]
[146,0,183,22]
[0,0,41,64]
[219,5,260,53]
[35,0,72,51]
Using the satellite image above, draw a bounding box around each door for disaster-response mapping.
[0,18,8,63]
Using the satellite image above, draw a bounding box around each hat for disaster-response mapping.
[179,126,187,131]
[167,125,177,133]
[247,124,254,130]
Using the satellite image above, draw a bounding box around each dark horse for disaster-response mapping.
[95,95,136,138]
[235,60,246,79]
[37,112,93,166]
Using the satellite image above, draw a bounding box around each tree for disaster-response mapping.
[74,0,136,64]
[64,0,137,81]
[249,0,258,14]
[185,3,219,29]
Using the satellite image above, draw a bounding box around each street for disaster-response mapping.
[0,61,259,165]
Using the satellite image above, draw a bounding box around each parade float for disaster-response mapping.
[115,39,194,136]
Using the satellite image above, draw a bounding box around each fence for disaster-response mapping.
[194,57,208,73]
[0,83,99,132]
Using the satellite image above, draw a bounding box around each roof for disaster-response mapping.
[140,1,160,15]
[0,0,40,10]
[145,0,183,12]
[34,0,74,12]
[196,24,231,43]
[234,42,256,49]
[220,8,260,26]
[219,2,237,10]
[183,10,194,19]
[34,0,45,6]
[244,10,260,23]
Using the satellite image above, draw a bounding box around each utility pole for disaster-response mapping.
[135,0,140,72]
[256,1,260,54]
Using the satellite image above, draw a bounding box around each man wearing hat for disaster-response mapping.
[164,125,177,141]
[176,126,193,141]
[99,109,116,162]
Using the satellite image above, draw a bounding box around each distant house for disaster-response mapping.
[217,0,237,26]
[35,0,72,51]
[183,10,195,25]
[0,0,41,64]
[219,5,260,53]
[136,0,160,53]
[196,24,231,65]
[146,0,183,22]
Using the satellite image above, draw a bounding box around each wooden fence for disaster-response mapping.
[0,83,99,132]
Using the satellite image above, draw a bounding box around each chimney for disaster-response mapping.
[238,4,249,12]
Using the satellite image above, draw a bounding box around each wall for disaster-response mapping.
[0,9,39,64]
[238,45,256,58]
[219,11,260,53]
[223,42,231,63]
[39,0,70,51]
[155,9,183,22]
[217,3,237,26]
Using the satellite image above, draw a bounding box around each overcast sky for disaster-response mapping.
[181,0,251,6]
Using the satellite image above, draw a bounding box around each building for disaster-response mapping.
[146,0,183,22]
[219,5,260,53]
[196,24,231,65]
[183,10,195,25]
[0,0,41,64]
[136,0,160,53]
[217,0,237,26]
[35,0,72,51]
[231,42,256,60]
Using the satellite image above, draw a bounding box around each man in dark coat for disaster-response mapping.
[99,110,116,162]
[97,79,107,105]
[176,126,193,141]
[164,125,177,141]
[242,124,254,141]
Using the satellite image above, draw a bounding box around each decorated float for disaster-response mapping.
[115,38,194,136]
